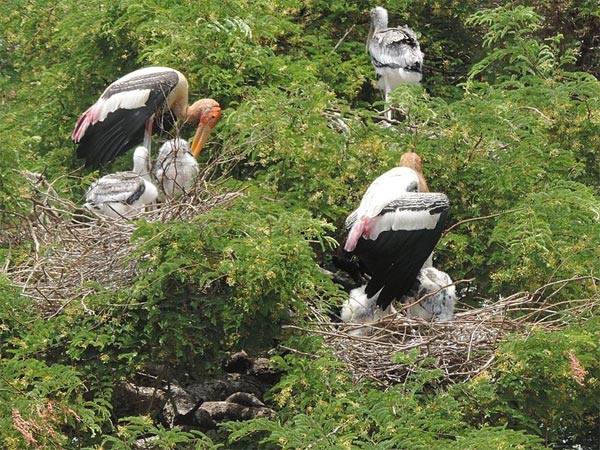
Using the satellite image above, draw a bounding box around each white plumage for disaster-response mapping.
[403,267,456,321]
[344,166,419,250]
[368,6,424,120]
[341,285,396,336]
[84,146,158,218]
[343,164,449,311]
[154,138,200,200]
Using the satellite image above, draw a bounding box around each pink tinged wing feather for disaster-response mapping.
[72,85,153,142]
[345,216,372,252]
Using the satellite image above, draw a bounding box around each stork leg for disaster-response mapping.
[383,79,392,121]
[143,114,155,155]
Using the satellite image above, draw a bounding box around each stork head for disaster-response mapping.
[399,151,429,192]
[370,6,388,32]
[187,99,222,158]
[399,152,423,172]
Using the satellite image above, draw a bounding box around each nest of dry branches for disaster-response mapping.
[4,163,599,388]
[291,276,599,388]
[4,157,244,317]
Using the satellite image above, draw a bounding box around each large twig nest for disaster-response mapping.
[290,277,598,387]
[4,163,244,317]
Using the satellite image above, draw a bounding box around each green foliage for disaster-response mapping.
[467,4,578,82]
[100,416,220,450]
[125,194,343,372]
[489,181,600,294]
[455,317,600,448]
[0,277,112,448]
[1,0,600,447]
[225,336,548,450]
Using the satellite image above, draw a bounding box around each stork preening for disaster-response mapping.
[368,6,424,120]
[84,146,158,218]
[72,66,222,169]
[342,163,449,311]
[402,267,456,321]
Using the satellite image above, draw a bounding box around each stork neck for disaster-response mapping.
[133,147,153,182]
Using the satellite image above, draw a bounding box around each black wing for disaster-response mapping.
[352,194,449,310]
[75,70,180,169]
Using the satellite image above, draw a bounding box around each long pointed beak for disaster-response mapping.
[190,106,222,158]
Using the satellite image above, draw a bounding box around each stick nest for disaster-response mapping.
[4,164,243,317]
[299,278,598,388]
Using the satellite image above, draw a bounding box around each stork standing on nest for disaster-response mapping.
[342,158,449,312]
[72,66,221,169]
[367,6,423,120]
[84,146,158,218]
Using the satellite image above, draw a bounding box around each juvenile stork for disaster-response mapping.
[403,267,456,321]
[368,6,423,120]
[84,146,158,218]
[340,285,396,336]
[153,94,221,201]
[72,66,221,169]
[343,166,449,311]
[153,138,200,200]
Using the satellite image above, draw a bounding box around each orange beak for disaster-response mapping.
[190,105,222,158]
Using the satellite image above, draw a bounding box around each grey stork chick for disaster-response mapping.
[84,146,158,218]
[368,6,424,120]
[403,267,456,321]
[72,66,221,169]
[343,167,449,311]
[154,138,200,200]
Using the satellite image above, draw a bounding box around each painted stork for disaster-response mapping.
[403,267,456,321]
[72,66,222,169]
[83,146,158,218]
[343,167,449,311]
[368,6,423,120]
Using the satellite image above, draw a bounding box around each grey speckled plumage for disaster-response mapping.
[84,146,158,218]
[368,6,424,119]
[404,267,456,321]
[154,138,200,200]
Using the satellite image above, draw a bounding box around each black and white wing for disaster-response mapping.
[347,192,449,310]
[369,27,423,74]
[73,67,185,168]
[85,172,146,204]
[84,172,156,218]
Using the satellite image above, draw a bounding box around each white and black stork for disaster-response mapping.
[368,6,424,120]
[72,66,221,169]
[342,164,449,311]
[83,146,158,218]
